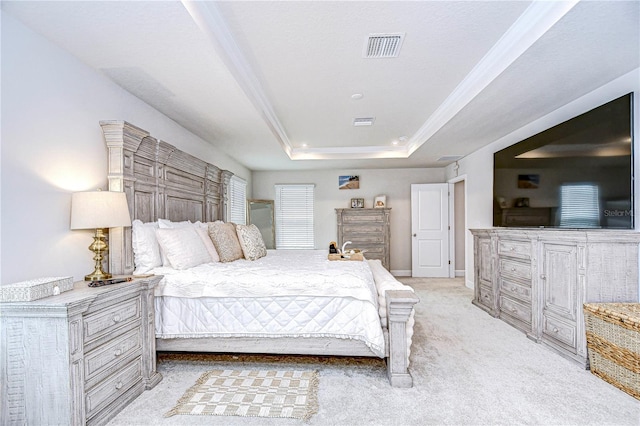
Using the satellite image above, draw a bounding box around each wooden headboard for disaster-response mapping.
[100,121,233,275]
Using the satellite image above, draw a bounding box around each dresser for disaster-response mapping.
[471,228,640,366]
[336,208,391,270]
[0,276,162,426]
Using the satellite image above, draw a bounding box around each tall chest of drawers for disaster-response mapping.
[0,276,162,426]
[336,208,391,270]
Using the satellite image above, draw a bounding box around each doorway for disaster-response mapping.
[452,179,466,278]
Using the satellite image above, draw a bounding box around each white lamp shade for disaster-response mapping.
[70,191,132,230]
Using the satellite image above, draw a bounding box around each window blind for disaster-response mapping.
[275,184,315,249]
[559,183,600,228]
[229,176,247,225]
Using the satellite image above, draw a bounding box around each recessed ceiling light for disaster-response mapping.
[351,93,363,100]
[392,140,399,146]
[301,143,308,148]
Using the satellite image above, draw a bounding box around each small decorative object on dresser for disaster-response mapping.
[374,195,386,208]
[0,276,73,301]
[350,198,364,208]
[0,276,162,426]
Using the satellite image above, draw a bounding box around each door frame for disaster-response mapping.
[448,174,468,286]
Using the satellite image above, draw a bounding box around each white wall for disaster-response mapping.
[0,13,251,284]
[252,167,445,275]
[447,69,640,289]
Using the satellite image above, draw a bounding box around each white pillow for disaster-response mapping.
[236,224,267,261]
[157,219,194,266]
[158,218,192,229]
[131,220,161,274]
[195,226,220,262]
[155,227,211,270]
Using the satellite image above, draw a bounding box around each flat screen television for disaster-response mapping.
[493,92,633,229]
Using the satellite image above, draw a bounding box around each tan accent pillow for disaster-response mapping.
[208,221,244,262]
[236,224,267,261]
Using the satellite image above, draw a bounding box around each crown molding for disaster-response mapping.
[183,0,578,161]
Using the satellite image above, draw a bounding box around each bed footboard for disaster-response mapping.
[386,289,420,387]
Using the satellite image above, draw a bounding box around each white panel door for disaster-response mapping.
[411,183,450,277]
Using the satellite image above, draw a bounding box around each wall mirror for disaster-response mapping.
[248,199,275,249]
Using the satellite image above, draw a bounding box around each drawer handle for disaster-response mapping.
[510,286,517,291]
[509,247,515,251]
[511,268,516,272]
[553,327,559,333]
[112,315,122,323]
[114,348,122,357]
[115,381,123,390]
[483,294,489,299]
[511,308,517,313]
[540,274,546,280]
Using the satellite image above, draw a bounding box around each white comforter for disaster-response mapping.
[152,250,386,357]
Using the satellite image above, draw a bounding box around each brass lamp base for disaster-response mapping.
[84,228,112,281]
[85,270,112,281]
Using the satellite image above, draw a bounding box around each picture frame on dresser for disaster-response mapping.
[351,198,364,208]
[374,195,386,208]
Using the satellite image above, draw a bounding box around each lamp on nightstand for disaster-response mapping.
[70,190,131,281]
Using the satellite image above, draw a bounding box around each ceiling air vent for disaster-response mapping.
[353,117,375,127]
[364,33,405,58]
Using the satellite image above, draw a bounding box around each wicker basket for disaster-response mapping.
[583,303,640,400]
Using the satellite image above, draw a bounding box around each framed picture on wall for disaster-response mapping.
[374,195,386,208]
[339,175,360,190]
[518,174,539,189]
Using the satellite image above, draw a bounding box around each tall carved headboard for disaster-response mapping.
[100,121,233,275]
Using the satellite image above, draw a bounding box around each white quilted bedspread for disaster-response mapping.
[152,250,385,357]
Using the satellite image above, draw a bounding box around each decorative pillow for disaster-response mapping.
[131,220,161,274]
[155,227,211,270]
[208,221,244,262]
[195,226,220,262]
[236,224,267,261]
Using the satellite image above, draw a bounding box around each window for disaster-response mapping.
[229,175,247,225]
[559,183,600,228]
[275,184,314,249]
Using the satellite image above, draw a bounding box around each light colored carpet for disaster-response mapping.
[164,369,318,420]
[107,278,640,425]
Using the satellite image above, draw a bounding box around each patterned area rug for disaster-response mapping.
[165,369,319,420]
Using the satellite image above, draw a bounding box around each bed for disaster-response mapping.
[101,120,420,387]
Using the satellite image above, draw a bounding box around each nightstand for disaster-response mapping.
[0,276,162,426]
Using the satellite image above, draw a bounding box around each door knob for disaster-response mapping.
[413,233,417,237]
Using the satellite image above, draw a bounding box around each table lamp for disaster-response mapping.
[70,190,131,281]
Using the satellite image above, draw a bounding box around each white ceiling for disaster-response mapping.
[3,1,639,171]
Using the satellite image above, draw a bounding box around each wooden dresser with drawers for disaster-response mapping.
[336,208,391,270]
[0,276,162,426]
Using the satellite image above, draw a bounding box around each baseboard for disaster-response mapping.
[391,269,411,277]
[465,278,474,289]
[455,269,465,277]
